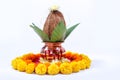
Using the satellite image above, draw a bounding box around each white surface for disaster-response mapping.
[0,0,120,80]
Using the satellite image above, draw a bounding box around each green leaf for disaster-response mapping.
[30,23,49,42]
[50,21,66,42]
[65,23,80,40]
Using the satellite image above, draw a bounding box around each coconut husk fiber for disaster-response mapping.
[43,10,66,39]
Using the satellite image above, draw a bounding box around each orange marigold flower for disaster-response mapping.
[71,53,79,60]
[24,60,32,64]
[11,52,91,75]
[44,62,50,68]
[74,55,82,61]
[55,62,61,67]
[35,54,41,59]
[22,53,36,60]
[64,51,72,59]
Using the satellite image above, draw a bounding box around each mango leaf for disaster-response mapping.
[65,23,80,40]
[30,23,49,42]
[50,21,66,42]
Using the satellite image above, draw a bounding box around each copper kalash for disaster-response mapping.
[41,10,66,61]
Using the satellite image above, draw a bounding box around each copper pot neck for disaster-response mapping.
[45,42,63,47]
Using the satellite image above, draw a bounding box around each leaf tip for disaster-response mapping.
[29,25,33,28]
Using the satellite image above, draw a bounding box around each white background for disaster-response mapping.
[0,0,120,80]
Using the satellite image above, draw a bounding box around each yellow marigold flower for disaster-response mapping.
[17,60,27,72]
[35,63,47,75]
[82,59,91,69]
[11,58,23,70]
[48,63,59,75]
[80,54,91,68]
[80,54,91,63]
[26,63,35,74]
[11,59,18,70]
[78,61,86,70]
[70,61,81,72]
[60,63,72,74]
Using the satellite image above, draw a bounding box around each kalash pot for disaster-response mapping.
[41,42,65,61]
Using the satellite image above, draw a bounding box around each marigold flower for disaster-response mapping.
[48,63,59,75]
[24,60,32,64]
[70,61,81,72]
[22,53,35,61]
[55,62,61,67]
[60,63,72,74]
[11,52,91,75]
[11,58,18,70]
[35,63,47,75]
[17,60,27,72]
[35,54,41,59]
[11,58,23,70]
[82,59,91,69]
[78,61,86,70]
[26,63,35,74]
[64,51,72,59]
[44,62,50,68]
[74,55,82,61]
[80,54,91,68]
[80,54,91,62]
[71,53,79,60]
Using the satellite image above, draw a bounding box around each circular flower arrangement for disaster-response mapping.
[11,51,91,75]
